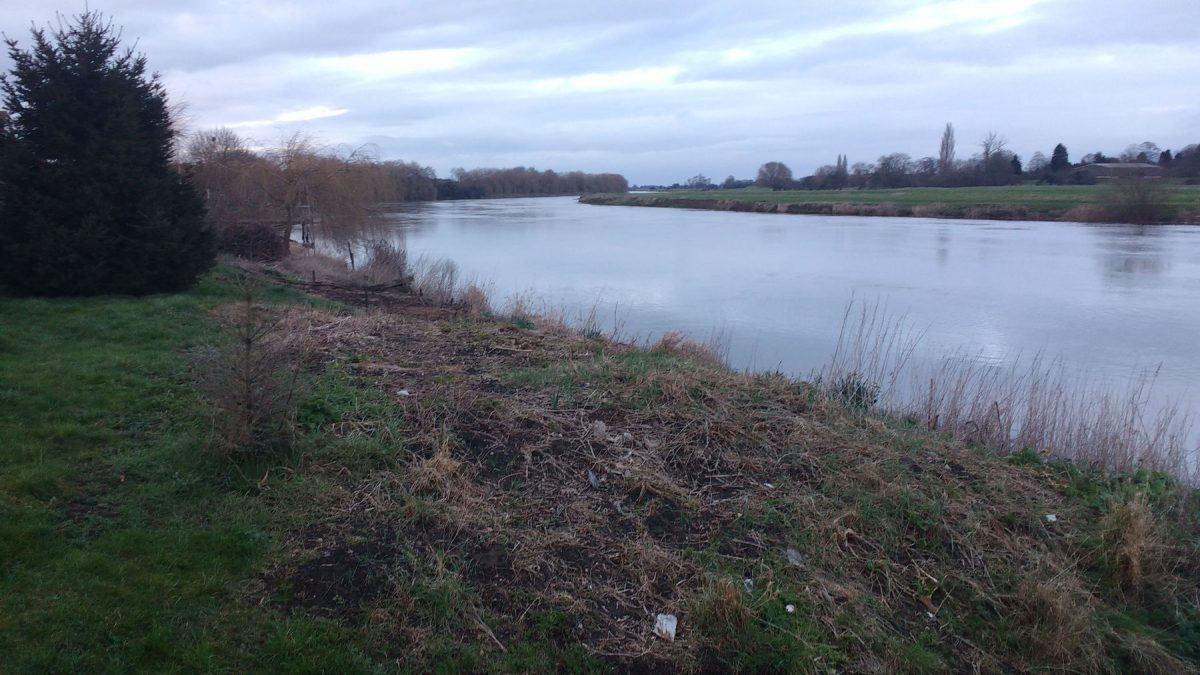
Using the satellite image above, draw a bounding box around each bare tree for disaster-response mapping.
[979,131,1007,164]
[938,122,956,175]
[756,161,793,191]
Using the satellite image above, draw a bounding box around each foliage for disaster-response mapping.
[0,12,214,296]
[755,161,793,191]
[830,371,880,410]
[1050,143,1071,172]
[1104,175,1175,224]
[216,222,289,261]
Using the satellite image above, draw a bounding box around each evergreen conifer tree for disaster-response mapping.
[0,12,213,296]
[1049,143,1071,173]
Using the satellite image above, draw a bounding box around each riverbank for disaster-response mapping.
[582,184,1200,223]
[2,265,1198,672]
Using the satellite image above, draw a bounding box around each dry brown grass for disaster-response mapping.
[229,268,1200,672]
[692,577,753,647]
[1101,494,1164,597]
[276,250,353,283]
[459,283,493,317]
[653,330,727,369]
[1062,204,1111,223]
[821,299,1199,483]
[411,255,460,304]
[1009,577,1105,671]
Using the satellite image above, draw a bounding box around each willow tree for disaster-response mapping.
[0,12,213,295]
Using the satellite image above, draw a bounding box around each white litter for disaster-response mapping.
[785,548,805,567]
[587,470,600,489]
[396,389,411,397]
[785,604,796,614]
[590,420,608,439]
[654,613,677,641]
[1045,514,1058,523]
[743,577,754,593]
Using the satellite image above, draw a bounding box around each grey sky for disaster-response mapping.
[3,1,1198,184]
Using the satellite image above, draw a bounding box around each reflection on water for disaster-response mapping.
[1093,224,1170,282]
[364,196,1199,421]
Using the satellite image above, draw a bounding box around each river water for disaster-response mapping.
[374,196,1199,427]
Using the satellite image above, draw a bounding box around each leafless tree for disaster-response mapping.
[756,161,793,191]
[979,131,1007,164]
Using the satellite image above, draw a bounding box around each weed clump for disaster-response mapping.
[829,372,880,410]
[1009,578,1104,670]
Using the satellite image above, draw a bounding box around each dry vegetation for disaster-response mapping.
[211,266,1200,673]
[820,301,1199,483]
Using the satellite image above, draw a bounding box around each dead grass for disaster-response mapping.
[410,445,467,498]
[223,267,1200,672]
[820,299,1199,483]
[411,255,459,304]
[1101,494,1164,597]
[1009,577,1105,671]
[653,330,727,369]
[692,577,753,647]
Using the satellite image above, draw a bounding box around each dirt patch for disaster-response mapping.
[266,538,400,620]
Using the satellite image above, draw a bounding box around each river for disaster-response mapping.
[370,196,1199,442]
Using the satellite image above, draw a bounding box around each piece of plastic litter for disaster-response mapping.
[785,548,804,566]
[785,604,796,614]
[590,420,608,438]
[1045,514,1058,523]
[654,613,677,641]
[743,577,754,593]
[396,389,411,397]
[587,469,600,489]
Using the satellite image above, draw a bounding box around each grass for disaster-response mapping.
[583,183,1200,222]
[819,299,1199,482]
[0,268,384,673]
[1,264,1198,673]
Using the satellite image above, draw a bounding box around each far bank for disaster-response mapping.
[581,184,1200,224]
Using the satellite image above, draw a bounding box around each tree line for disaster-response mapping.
[729,124,1200,192]
[183,127,629,260]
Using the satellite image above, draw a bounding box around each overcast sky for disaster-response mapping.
[3,1,1198,184]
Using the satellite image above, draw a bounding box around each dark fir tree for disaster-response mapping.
[0,12,213,296]
[1049,143,1070,173]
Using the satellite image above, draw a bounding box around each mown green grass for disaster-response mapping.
[0,268,388,674]
[622,183,1200,212]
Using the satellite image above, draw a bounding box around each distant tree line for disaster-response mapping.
[733,124,1200,192]
[436,166,628,200]
[183,127,628,259]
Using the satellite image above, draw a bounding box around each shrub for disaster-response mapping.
[360,241,409,285]
[216,223,288,262]
[1105,176,1175,224]
[831,372,880,410]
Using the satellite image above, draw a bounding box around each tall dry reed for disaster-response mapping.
[819,300,1198,482]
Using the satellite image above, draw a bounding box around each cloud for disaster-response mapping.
[1,0,1198,183]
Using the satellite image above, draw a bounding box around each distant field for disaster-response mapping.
[581,184,1200,223]
[635,184,1200,211]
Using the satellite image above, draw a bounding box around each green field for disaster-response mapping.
[642,184,1200,210]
